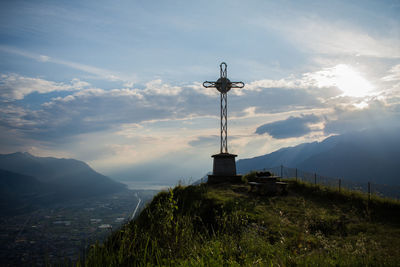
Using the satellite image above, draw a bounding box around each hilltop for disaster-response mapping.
[81,179,400,266]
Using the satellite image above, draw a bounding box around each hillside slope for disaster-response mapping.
[82,181,400,266]
[237,128,400,185]
[0,152,126,198]
[0,169,46,215]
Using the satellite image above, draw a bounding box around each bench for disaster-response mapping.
[249,181,288,195]
[248,182,261,190]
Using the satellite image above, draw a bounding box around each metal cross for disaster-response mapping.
[203,62,244,153]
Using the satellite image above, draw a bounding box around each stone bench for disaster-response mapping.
[249,180,288,195]
[248,181,261,190]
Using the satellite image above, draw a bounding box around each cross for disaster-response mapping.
[203,62,244,154]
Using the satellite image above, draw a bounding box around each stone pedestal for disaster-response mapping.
[207,153,242,184]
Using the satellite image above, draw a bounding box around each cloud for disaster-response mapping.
[0,104,37,130]
[188,82,218,97]
[188,135,218,147]
[0,70,336,146]
[4,64,396,157]
[255,114,321,139]
[245,76,314,91]
[382,64,400,82]
[245,64,380,97]
[0,78,191,142]
[123,81,135,88]
[3,63,376,146]
[0,45,129,82]
[0,73,89,100]
[188,135,220,148]
[324,99,400,134]
[143,79,182,95]
[242,69,343,98]
[275,18,400,58]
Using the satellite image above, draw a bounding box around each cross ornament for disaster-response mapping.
[203,62,244,153]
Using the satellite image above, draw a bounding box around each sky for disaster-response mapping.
[0,0,399,185]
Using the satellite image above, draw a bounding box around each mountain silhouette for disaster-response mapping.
[0,152,126,200]
[237,127,400,185]
[0,168,54,215]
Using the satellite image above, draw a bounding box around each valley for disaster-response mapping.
[0,189,157,266]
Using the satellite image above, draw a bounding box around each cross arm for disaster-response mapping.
[230,81,245,88]
[203,81,217,88]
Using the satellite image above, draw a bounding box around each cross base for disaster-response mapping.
[207,174,242,184]
[207,153,242,184]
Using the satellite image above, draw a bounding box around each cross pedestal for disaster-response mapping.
[208,153,242,184]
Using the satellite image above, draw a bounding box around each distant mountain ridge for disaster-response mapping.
[0,168,52,215]
[0,152,110,184]
[0,168,42,194]
[0,152,126,214]
[237,127,400,185]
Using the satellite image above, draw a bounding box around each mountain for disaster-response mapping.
[0,168,42,196]
[0,169,58,215]
[237,127,400,185]
[0,152,126,199]
[0,169,41,214]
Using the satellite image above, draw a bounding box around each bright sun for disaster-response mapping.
[313,64,374,97]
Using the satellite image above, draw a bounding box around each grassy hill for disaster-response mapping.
[80,179,400,266]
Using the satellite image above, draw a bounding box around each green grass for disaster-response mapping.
[78,179,400,266]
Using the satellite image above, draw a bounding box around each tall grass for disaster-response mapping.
[78,179,400,266]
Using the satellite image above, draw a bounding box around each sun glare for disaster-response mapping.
[313,64,374,97]
[333,64,374,97]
